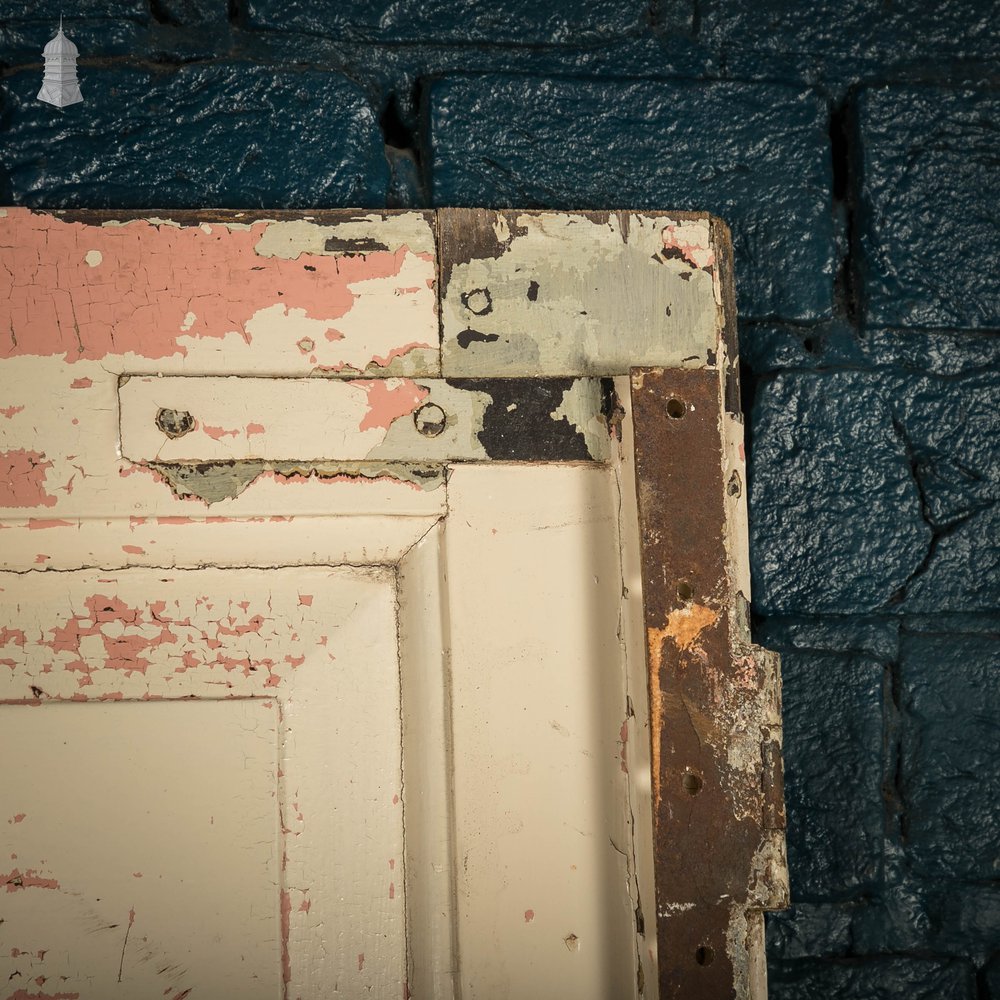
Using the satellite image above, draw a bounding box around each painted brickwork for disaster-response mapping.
[1,3,998,996]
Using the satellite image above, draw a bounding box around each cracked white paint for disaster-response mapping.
[0,567,406,1000]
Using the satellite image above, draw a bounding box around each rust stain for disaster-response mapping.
[663,602,720,652]
[646,626,666,810]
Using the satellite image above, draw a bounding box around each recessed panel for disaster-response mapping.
[1,699,280,999]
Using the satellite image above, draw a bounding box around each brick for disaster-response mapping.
[893,373,1000,612]
[0,63,387,208]
[985,953,1000,1000]
[858,86,1000,330]
[768,957,975,1000]
[749,371,930,614]
[766,644,885,898]
[742,323,1000,378]
[429,75,836,321]
[772,877,1000,964]
[900,626,1000,880]
[245,0,653,44]
[150,0,230,26]
[674,0,1000,80]
[765,904,854,960]
[0,6,148,62]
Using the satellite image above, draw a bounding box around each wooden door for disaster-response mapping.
[0,208,786,1000]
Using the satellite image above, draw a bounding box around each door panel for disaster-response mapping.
[1,207,787,1000]
[3,699,280,999]
[1,567,406,999]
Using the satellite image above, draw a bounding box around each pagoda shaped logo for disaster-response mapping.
[37,19,83,108]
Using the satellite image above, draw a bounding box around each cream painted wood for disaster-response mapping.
[442,464,640,999]
[1,699,281,999]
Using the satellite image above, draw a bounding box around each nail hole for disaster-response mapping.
[677,580,693,602]
[666,398,686,419]
[682,771,703,795]
[155,407,195,439]
[727,471,742,498]
[695,945,714,966]
[461,287,493,316]
[414,402,447,437]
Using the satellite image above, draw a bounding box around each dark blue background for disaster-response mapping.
[2,3,997,995]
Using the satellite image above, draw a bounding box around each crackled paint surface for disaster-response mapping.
[0,567,405,1000]
[0,209,436,375]
[440,210,723,377]
[0,211,444,570]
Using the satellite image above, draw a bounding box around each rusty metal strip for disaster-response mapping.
[631,367,785,1000]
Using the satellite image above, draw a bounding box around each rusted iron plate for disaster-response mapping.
[631,366,786,999]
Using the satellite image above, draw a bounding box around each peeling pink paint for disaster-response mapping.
[202,425,240,441]
[246,422,265,436]
[1,451,56,508]
[0,627,26,648]
[122,544,146,555]
[356,379,429,433]
[619,719,629,774]
[0,405,24,418]
[389,881,395,900]
[0,210,412,363]
[657,223,716,270]
[298,898,311,913]
[9,813,26,824]
[280,889,292,985]
[3,868,60,892]
[6,991,80,1000]
[27,518,73,529]
[262,468,422,492]
[524,909,535,923]
[357,953,365,971]
[369,342,433,368]
[69,377,92,389]
[298,595,313,607]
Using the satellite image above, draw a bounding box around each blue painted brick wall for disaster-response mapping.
[1,2,997,995]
